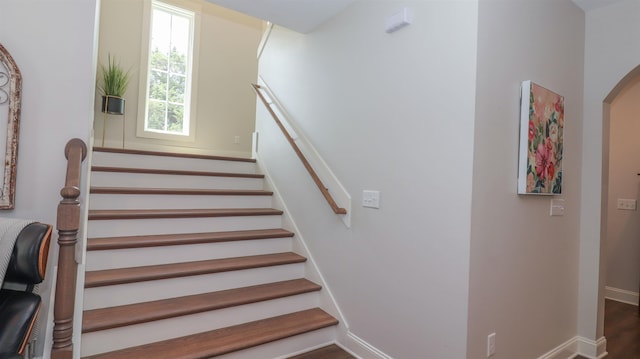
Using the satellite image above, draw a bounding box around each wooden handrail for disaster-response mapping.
[252,83,347,215]
[52,138,87,359]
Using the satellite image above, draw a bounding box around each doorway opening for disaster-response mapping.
[600,64,640,357]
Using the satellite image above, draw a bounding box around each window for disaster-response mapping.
[141,1,196,138]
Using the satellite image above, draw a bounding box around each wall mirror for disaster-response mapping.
[0,44,21,209]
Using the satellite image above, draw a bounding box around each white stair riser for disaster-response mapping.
[88,193,273,210]
[86,238,293,271]
[83,263,306,310]
[90,172,264,190]
[80,292,321,357]
[88,215,283,238]
[217,328,337,359]
[92,152,257,174]
[82,150,338,357]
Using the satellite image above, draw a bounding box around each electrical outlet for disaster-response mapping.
[487,333,496,357]
[234,136,240,144]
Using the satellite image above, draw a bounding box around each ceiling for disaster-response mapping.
[205,0,623,33]
[205,0,357,33]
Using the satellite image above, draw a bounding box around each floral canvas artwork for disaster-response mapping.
[518,81,564,195]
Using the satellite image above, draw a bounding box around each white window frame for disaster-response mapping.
[137,0,201,142]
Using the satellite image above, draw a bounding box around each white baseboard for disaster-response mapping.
[605,286,639,306]
[537,336,578,359]
[537,336,607,359]
[343,332,392,359]
[577,336,608,359]
[255,77,352,228]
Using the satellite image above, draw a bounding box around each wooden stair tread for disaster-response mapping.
[91,166,265,179]
[82,279,321,333]
[84,252,307,288]
[84,149,337,358]
[93,147,256,163]
[82,308,338,359]
[287,344,356,359]
[90,187,273,196]
[88,208,283,220]
[87,228,294,251]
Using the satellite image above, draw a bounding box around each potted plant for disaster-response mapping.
[98,54,130,115]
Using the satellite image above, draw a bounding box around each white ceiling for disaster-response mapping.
[205,0,357,33]
[205,0,623,33]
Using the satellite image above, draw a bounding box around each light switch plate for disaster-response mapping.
[550,199,565,216]
[362,190,380,209]
[617,198,637,211]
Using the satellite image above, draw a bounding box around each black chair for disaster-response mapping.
[0,222,52,359]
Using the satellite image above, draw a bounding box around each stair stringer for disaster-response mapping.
[255,155,393,359]
[253,155,349,347]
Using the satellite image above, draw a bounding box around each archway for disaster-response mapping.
[598,63,640,354]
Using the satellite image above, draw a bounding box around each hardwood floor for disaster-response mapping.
[292,301,640,359]
[287,344,355,359]
[602,299,640,359]
[290,300,640,359]
[286,300,640,359]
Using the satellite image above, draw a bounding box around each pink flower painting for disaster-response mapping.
[518,81,563,194]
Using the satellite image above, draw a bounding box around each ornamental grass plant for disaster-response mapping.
[99,54,130,98]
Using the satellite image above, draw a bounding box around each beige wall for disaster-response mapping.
[467,1,585,358]
[580,0,640,346]
[258,1,479,357]
[0,0,98,355]
[606,77,640,298]
[96,0,262,157]
[257,1,590,357]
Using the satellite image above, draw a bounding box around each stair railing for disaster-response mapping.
[252,83,347,216]
[52,138,87,359]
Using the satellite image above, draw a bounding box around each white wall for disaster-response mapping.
[97,0,262,157]
[468,1,584,358]
[580,0,640,346]
[605,76,640,301]
[257,1,478,357]
[0,0,98,355]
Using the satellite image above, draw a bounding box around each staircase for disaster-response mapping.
[80,147,339,358]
